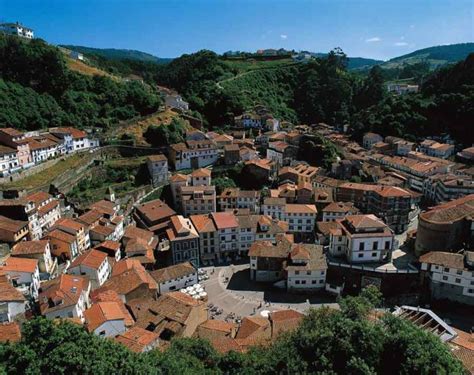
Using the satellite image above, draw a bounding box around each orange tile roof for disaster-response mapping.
[0,278,26,302]
[0,322,21,343]
[11,240,49,256]
[1,257,38,273]
[190,214,216,233]
[39,274,89,314]
[25,191,51,205]
[115,326,159,353]
[89,289,134,327]
[69,249,107,270]
[191,168,211,178]
[211,212,238,229]
[136,199,176,223]
[0,215,28,234]
[46,229,76,244]
[54,218,84,232]
[285,204,317,214]
[84,301,127,331]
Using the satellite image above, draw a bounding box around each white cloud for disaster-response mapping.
[365,37,381,43]
[280,34,287,40]
[394,42,408,46]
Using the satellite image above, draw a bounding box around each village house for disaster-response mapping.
[420,251,474,306]
[212,212,239,261]
[166,215,200,265]
[11,240,56,277]
[165,94,189,111]
[190,214,219,265]
[150,261,198,294]
[83,301,128,337]
[122,226,158,267]
[128,292,207,340]
[223,144,240,165]
[362,133,383,149]
[420,139,455,159]
[146,154,169,187]
[0,257,40,299]
[279,163,319,186]
[169,140,219,170]
[0,215,28,245]
[114,327,160,353]
[49,127,97,153]
[285,244,327,292]
[0,276,26,323]
[133,199,176,234]
[45,229,79,261]
[266,141,297,167]
[38,274,91,321]
[457,146,474,162]
[243,158,276,183]
[95,259,157,303]
[239,146,258,162]
[0,22,34,38]
[94,240,122,263]
[52,218,90,253]
[284,204,318,235]
[0,145,20,177]
[415,194,474,256]
[68,249,111,289]
[328,214,396,263]
[0,128,33,169]
[262,197,287,221]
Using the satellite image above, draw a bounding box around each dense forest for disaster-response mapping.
[0,289,463,374]
[0,35,161,131]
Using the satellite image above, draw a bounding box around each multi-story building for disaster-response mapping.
[38,274,91,321]
[420,251,474,306]
[133,199,176,234]
[0,215,28,245]
[52,218,90,253]
[218,188,260,213]
[420,139,455,159]
[362,133,383,149]
[45,229,79,261]
[0,277,26,323]
[11,240,56,276]
[0,145,20,177]
[68,249,111,289]
[169,140,219,170]
[322,201,359,222]
[423,174,474,204]
[284,204,317,234]
[49,127,96,153]
[146,154,169,187]
[278,163,319,186]
[236,214,287,254]
[262,197,286,220]
[337,183,414,233]
[415,195,474,256]
[180,186,217,216]
[190,214,218,265]
[0,22,34,38]
[266,141,297,167]
[0,257,40,299]
[0,128,33,169]
[150,262,198,294]
[166,215,200,265]
[328,214,396,263]
[285,244,327,292]
[212,212,239,260]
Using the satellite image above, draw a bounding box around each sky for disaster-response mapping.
[1,0,473,60]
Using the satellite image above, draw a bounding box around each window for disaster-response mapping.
[442,276,448,281]
[456,270,462,275]
[444,267,449,272]
[372,242,378,250]
[319,279,324,284]
[359,243,365,251]
[385,241,391,250]
[306,271,311,275]
[358,254,364,258]
[295,280,300,285]
[455,278,461,283]
[295,270,300,275]
[312,280,317,284]
[301,280,306,285]
[372,252,377,257]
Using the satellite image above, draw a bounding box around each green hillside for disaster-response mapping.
[60,45,172,64]
[382,43,474,69]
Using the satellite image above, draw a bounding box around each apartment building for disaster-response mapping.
[166,215,200,265]
[337,183,414,233]
[322,202,359,222]
[0,146,20,177]
[329,214,396,263]
[262,197,286,221]
[169,140,219,170]
[423,174,474,204]
[420,139,455,159]
[212,212,239,259]
[146,154,169,187]
[236,214,287,254]
[420,251,474,306]
[180,186,217,216]
[285,204,317,234]
[218,188,260,213]
[415,195,474,256]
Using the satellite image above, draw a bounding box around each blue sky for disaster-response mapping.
[1,0,473,60]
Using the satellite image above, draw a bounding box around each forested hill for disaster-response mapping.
[0,35,161,131]
[60,45,172,64]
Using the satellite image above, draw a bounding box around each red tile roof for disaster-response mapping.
[69,249,107,270]
[0,322,21,343]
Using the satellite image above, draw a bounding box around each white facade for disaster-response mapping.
[158,271,198,294]
[345,235,395,263]
[4,266,40,299]
[147,157,169,187]
[93,320,126,338]
[44,291,88,321]
[0,150,20,177]
[287,268,326,290]
[266,148,283,166]
[0,23,34,38]
[285,211,317,233]
[68,258,110,289]
[0,300,25,323]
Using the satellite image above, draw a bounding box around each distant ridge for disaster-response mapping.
[60,45,173,64]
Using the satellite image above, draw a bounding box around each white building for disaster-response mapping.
[0,22,34,38]
[286,245,327,291]
[170,141,219,170]
[0,146,20,177]
[420,140,455,159]
[84,302,127,337]
[165,94,189,111]
[329,214,396,263]
[11,240,57,277]
[284,204,317,233]
[322,202,358,222]
[146,154,169,187]
[39,274,90,321]
[420,251,474,306]
[68,249,111,289]
[262,197,286,221]
[150,262,198,294]
[0,257,40,299]
[0,278,26,322]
